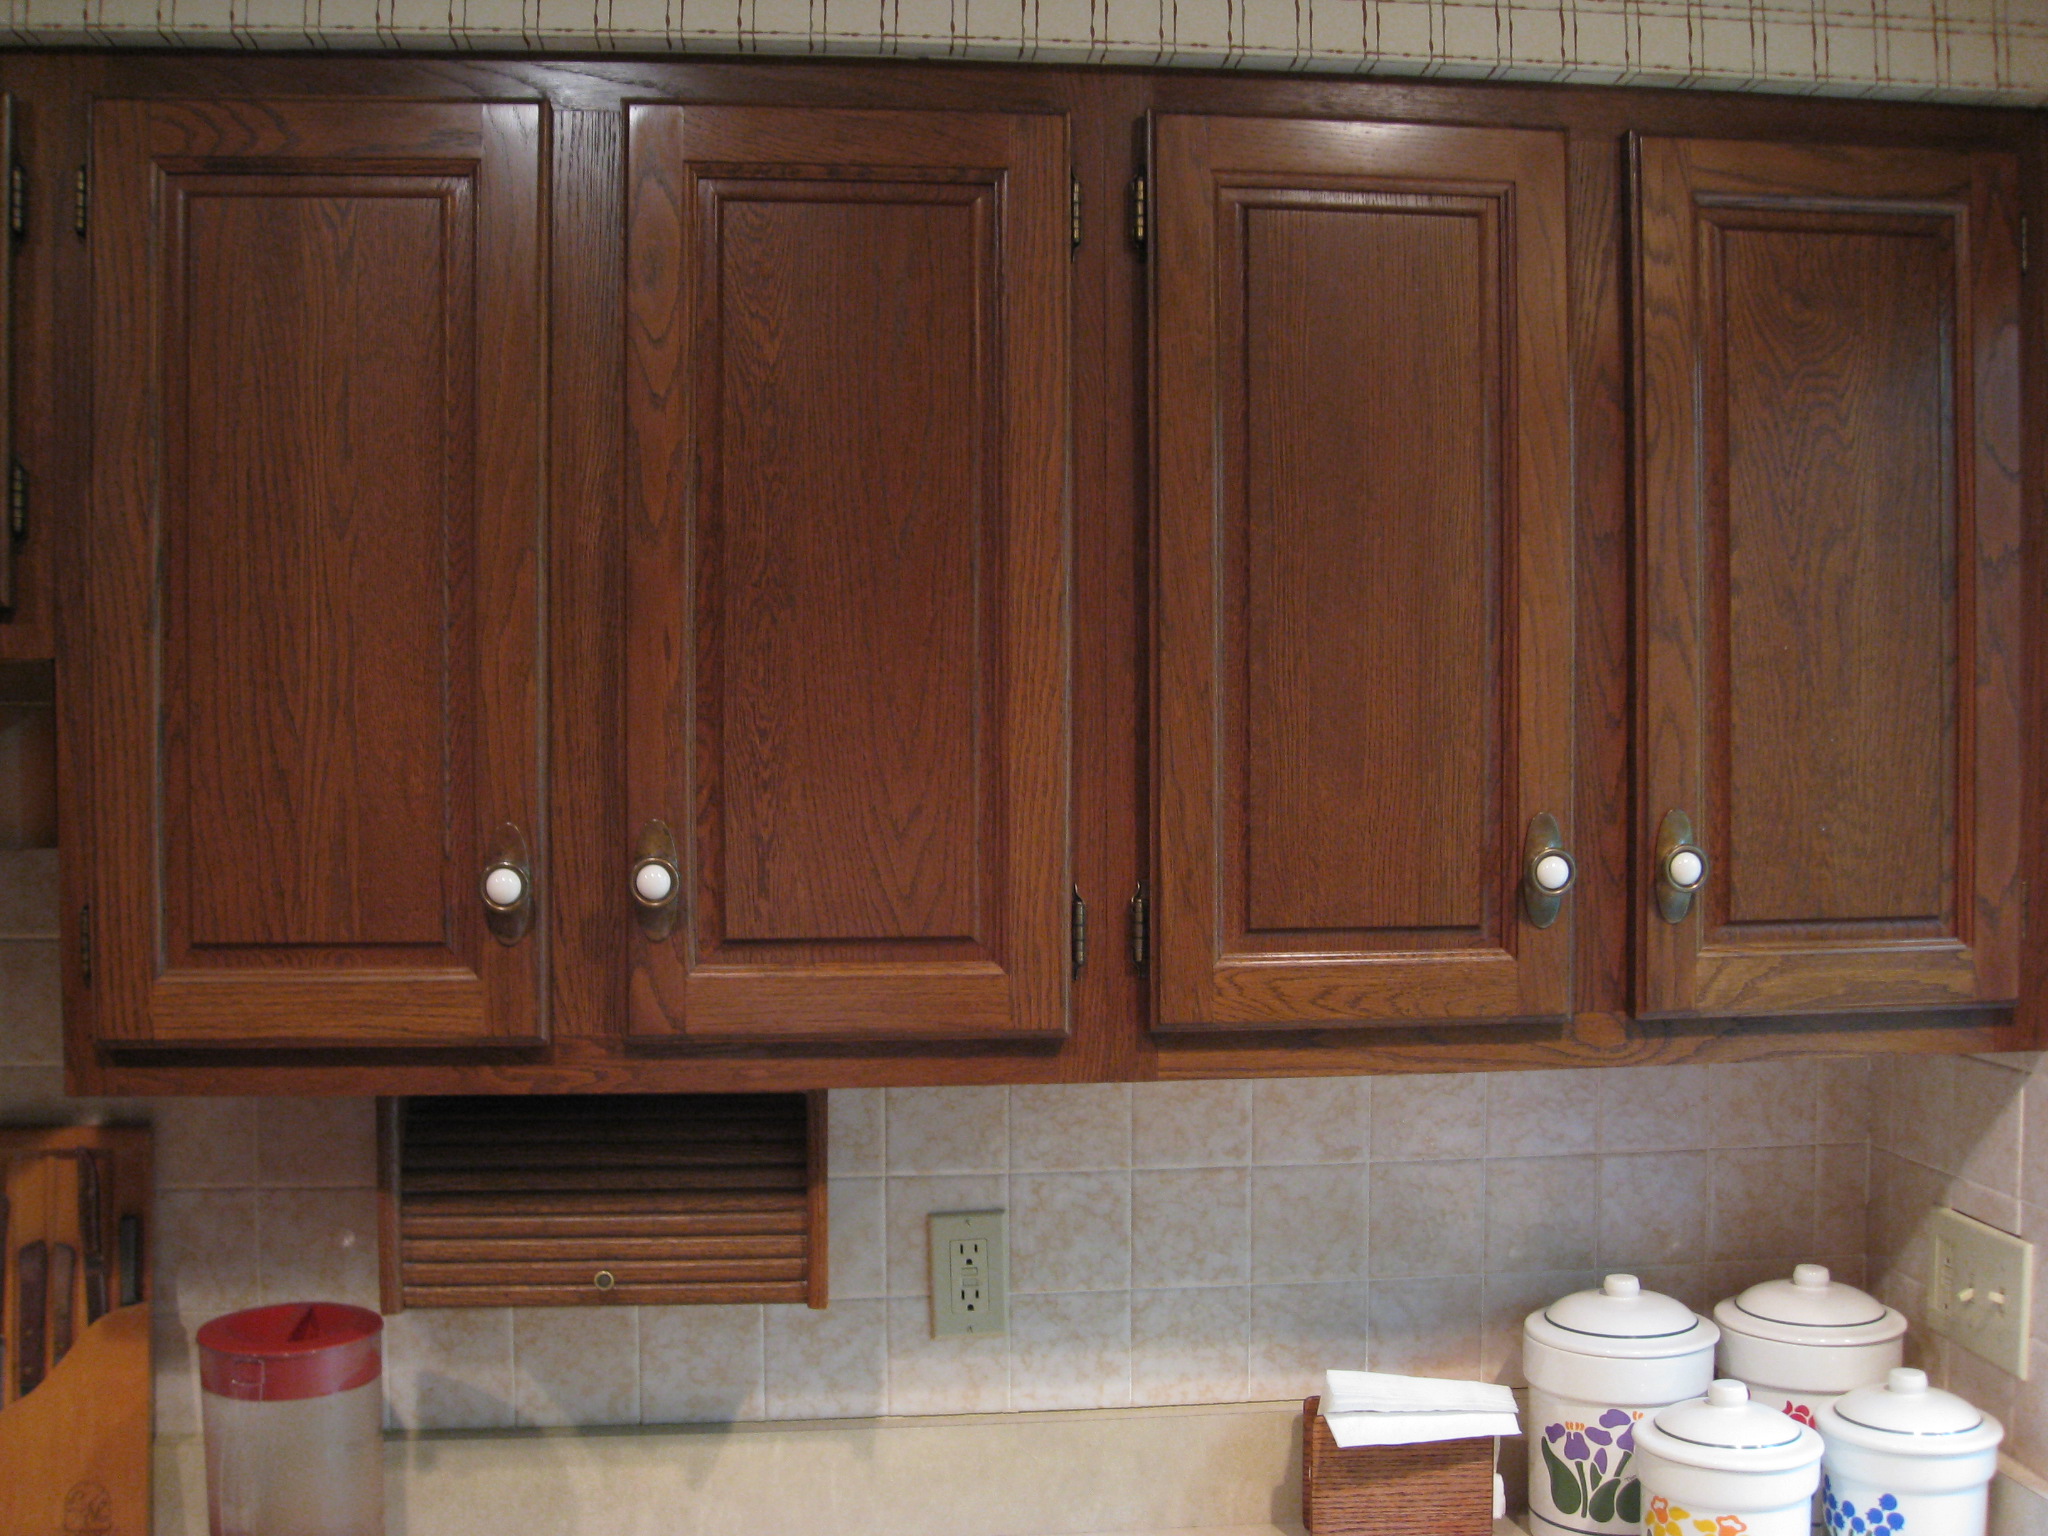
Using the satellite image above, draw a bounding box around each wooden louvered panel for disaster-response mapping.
[378,1093,826,1311]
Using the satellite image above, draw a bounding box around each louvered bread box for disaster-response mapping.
[378,1094,826,1311]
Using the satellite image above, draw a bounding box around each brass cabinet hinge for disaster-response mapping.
[8,461,23,541]
[1128,882,1148,972]
[1070,887,1087,978]
[78,901,91,986]
[1129,173,1147,254]
[72,165,86,238]
[8,161,23,240]
[1069,169,1082,251]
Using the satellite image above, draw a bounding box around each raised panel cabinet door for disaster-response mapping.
[1634,139,2022,1016]
[623,106,1070,1042]
[87,100,548,1047]
[1151,116,1575,1029]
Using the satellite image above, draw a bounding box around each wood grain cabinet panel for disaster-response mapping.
[1150,117,1575,1029]
[1634,138,2023,1016]
[86,100,548,1047]
[623,106,1070,1043]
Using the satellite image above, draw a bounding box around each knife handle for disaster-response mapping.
[16,1237,45,1397]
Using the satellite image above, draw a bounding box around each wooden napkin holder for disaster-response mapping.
[1301,1395,1497,1536]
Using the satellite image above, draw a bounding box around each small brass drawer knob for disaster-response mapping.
[593,1270,616,1292]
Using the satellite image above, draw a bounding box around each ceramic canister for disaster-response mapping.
[1815,1369,2004,1536]
[1524,1274,1721,1536]
[1633,1379,1826,1536]
[1715,1265,1908,1426]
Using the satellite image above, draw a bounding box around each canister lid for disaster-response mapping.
[1634,1380,1824,1474]
[1821,1368,2002,1451]
[1525,1274,1720,1361]
[1713,1264,1906,1349]
[197,1302,383,1402]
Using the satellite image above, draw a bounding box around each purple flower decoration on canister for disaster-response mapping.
[1600,1407,1636,1452]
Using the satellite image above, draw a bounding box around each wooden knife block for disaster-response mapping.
[0,1125,151,1536]
[1301,1395,1496,1536]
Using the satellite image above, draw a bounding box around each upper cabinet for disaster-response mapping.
[619,106,1072,1045]
[84,99,550,1048]
[1633,138,2024,1017]
[1148,116,1576,1030]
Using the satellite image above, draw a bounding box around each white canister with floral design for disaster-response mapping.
[1715,1265,1908,1425]
[1633,1379,1825,1536]
[1814,1368,2003,1536]
[1524,1274,1721,1536]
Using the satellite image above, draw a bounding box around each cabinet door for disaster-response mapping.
[623,107,1069,1043]
[87,100,548,1048]
[1151,117,1575,1029]
[1634,139,2022,1016]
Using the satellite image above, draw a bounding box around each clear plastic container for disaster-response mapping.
[198,1301,384,1536]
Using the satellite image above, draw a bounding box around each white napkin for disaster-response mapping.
[1321,1369,1520,1449]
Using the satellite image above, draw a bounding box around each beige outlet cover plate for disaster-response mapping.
[930,1210,1007,1339]
[1928,1205,2033,1379]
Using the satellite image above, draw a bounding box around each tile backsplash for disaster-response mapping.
[2,0,2046,103]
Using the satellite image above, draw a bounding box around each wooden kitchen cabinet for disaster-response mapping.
[82,98,550,1048]
[619,106,1073,1044]
[1148,116,1577,1030]
[1633,138,2024,1018]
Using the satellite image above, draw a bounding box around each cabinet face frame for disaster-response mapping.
[1632,137,2024,1017]
[84,98,550,1049]
[620,104,1072,1044]
[1148,114,1576,1031]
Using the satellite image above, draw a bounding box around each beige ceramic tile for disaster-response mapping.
[885,1173,1006,1296]
[827,1087,884,1175]
[1132,1080,1251,1168]
[1010,1171,1130,1293]
[1009,1083,1131,1171]
[1369,1275,1482,1377]
[1945,1174,2021,1236]
[257,1186,381,1308]
[1953,1055,2024,1195]
[1007,1290,1130,1410]
[1250,1162,1366,1284]
[828,1176,887,1299]
[1812,1053,1873,1144]
[1132,1167,1249,1288]
[1814,1141,1870,1254]
[1598,1151,1710,1267]
[0,849,59,937]
[513,1306,639,1426]
[1867,1150,1944,1286]
[1370,1074,1488,1161]
[384,1308,515,1430]
[640,1304,765,1423]
[1370,1159,1484,1278]
[1709,1059,1820,1148]
[2025,1075,2048,1214]
[1486,1157,1599,1274]
[1131,1286,1248,1406]
[1247,1281,1372,1398]
[154,1189,263,1319]
[1887,1052,1959,1168]
[1250,1076,1369,1165]
[1710,1145,1816,1262]
[1488,1070,1600,1159]
[154,1097,261,1189]
[1599,1063,1713,1152]
[885,1086,1007,1174]
[764,1297,887,1418]
[0,942,60,1066]
[256,1096,376,1187]
[885,1295,1008,1413]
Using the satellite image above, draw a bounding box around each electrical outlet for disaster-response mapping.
[929,1210,1007,1338]
[1927,1206,2033,1378]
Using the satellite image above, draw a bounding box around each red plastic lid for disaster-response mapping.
[197,1303,383,1402]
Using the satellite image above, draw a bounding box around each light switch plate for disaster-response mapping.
[929,1210,1006,1338]
[1927,1205,2032,1378]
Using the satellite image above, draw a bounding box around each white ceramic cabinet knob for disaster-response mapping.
[482,865,526,909]
[633,860,676,905]
[1667,848,1706,890]
[1533,853,1574,893]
